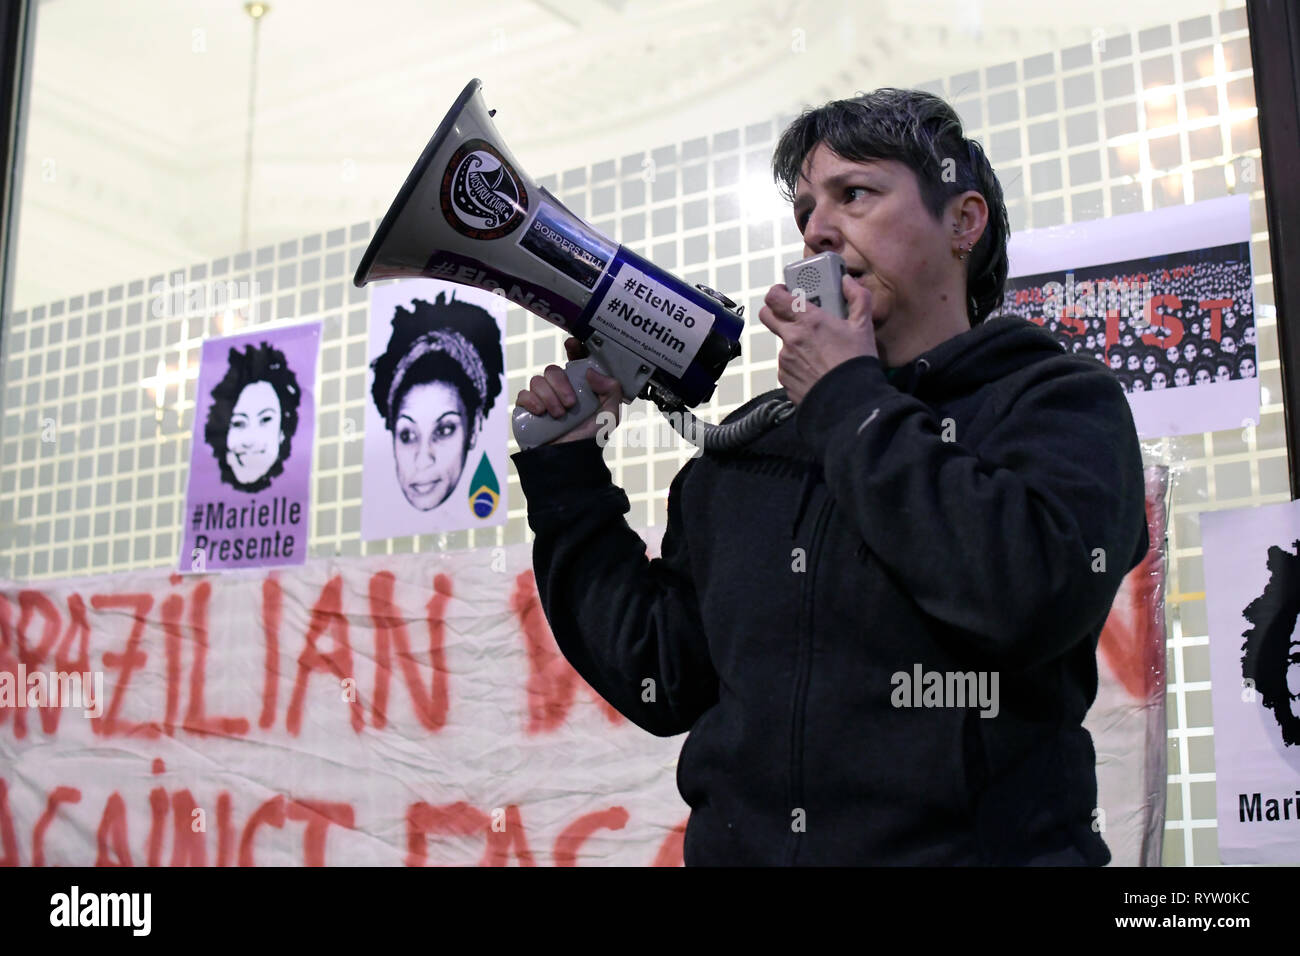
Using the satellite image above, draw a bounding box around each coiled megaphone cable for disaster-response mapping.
[644,383,796,453]
[636,282,796,453]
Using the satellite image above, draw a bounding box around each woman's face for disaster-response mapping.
[1183,342,1199,363]
[1174,367,1190,387]
[1132,378,1146,392]
[1152,371,1167,390]
[1108,352,1123,369]
[793,145,971,365]
[1216,365,1231,382]
[1126,355,1140,371]
[1142,355,1156,374]
[393,381,475,511]
[1166,346,1179,363]
[1238,357,1256,378]
[226,380,283,486]
[1194,368,1211,385]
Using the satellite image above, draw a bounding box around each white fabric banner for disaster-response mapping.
[1,499,1167,866]
[0,541,685,866]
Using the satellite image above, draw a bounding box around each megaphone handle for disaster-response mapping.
[511,357,608,450]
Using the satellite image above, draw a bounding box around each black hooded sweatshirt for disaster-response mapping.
[510,315,1150,865]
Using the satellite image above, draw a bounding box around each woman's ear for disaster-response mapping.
[950,190,989,253]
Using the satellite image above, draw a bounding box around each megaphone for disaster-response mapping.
[355,78,793,450]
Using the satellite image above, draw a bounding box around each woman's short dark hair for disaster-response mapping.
[204,341,302,493]
[772,87,1010,326]
[370,292,505,452]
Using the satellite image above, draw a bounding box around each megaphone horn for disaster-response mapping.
[355,78,791,450]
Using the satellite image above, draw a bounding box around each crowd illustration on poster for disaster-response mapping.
[994,244,1257,392]
[998,194,1260,439]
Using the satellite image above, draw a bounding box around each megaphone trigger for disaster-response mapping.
[510,357,608,449]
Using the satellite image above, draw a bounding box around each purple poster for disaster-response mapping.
[179,321,322,573]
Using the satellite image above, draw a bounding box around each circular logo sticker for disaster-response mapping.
[440,139,528,240]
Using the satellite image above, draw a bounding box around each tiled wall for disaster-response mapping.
[0,4,1287,865]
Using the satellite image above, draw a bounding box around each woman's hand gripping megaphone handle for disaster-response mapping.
[512,337,625,449]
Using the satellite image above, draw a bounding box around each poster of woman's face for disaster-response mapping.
[204,343,301,492]
[180,321,321,573]
[362,280,508,540]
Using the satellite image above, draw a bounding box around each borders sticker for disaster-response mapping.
[517,199,616,291]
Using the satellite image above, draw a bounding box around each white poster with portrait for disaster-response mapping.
[362,279,509,540]
[996,194,1259,439]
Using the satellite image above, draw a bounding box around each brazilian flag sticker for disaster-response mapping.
[468,453,500,519]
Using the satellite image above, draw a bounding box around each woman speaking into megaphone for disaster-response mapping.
[511,87,1149,867]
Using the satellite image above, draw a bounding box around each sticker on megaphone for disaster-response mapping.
[517,198,616,292]
[585,255,715,379]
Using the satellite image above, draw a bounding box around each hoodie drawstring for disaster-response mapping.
[913,357,931,393]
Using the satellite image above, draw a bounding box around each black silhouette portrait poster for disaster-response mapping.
[362,279,508,540]
[1202,500,1300,862]
[179,321,321,572]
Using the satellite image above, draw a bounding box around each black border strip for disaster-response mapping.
[1248,0,1300,500]
[0,0,32,350]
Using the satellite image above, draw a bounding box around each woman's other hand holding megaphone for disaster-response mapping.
[515,337,624,445]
